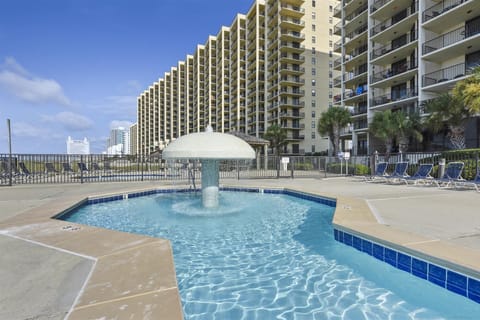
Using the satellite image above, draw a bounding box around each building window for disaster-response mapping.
[329,80,333,88]
[312,132,316,139]
[329,51,332,57]
[312,89,316,96]
[329,102,333,107]
[329,28,333,36]
[312,57,316,64]
[329,40,332,47]
[312,68,316,75]
[312,47,316,54]
[312,121,316,128]
[312,12,316,20]
[312,111,316,118]
[312,24,316,32]
[329,5,333,12]
[329,71,333,78]
[329,17,333,24]
[312,79,316,86]
[312,145,315,153]
[329,91,333,98]
[312,1,316,7]
[312,36,316,44]
[312,100,316,107]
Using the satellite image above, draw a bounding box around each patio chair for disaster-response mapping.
[364,162,388,182]
[398,163,434,185]
[433,161,465,188]
[77,162,89,173]
[462,172,480,192]
[62,162,75,174]
[18,162,35,179]
[45,162,59,175]
[91,162,101,171]
[385,161,409,183]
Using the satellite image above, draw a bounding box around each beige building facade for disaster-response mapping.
[137,0,340,155]
[334,0,480,155]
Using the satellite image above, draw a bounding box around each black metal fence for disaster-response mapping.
[1,151,479,186]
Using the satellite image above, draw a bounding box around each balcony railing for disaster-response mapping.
[351,106,368,116]
[371,31,417,60]
[371,0,393,13]
[345,24,368,43]
[344,4,368,25]
[371,60,418,83]
[423,23,480,55]
[423,0,468,23]
[371,2,418,37]
[343,87,367,100]
[345,44,368,62]
[422,62,473,87]
[371,88,418,107]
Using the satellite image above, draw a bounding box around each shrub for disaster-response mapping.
[327,163,369,175]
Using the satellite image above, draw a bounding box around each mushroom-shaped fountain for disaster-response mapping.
[162,126,255,208]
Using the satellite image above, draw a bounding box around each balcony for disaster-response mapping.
[343,87,368,104]
[344,4,368,27]
[370,0,392,14]
[371,88,418,108]
[351,106,368,117]
[424,0,472,23]
[371,2,418,38]
[422,62,474,89]
[371,31,417,63]
[422,0,480,34]
[422,24,480,62]
[371,61,418,84]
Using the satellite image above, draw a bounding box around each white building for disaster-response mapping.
[106,127,131,155]
[66,136,90,154]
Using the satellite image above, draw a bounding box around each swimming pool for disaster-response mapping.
[60,190,480,319]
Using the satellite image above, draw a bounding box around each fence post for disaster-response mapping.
[80,154,84,184]
[237,160,240,180]
[141,155,144,181]
[290,157,294,179]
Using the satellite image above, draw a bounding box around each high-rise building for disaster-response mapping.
[106,127,130,155]
[137,0,340,155]
[334,0,480,155]
[66,136,90,154]
[130,123,138,155]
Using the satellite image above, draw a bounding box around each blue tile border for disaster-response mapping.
[334,228,480,304]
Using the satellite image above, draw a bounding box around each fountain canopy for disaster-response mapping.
[162,126,255,208]
[162,126,255,160]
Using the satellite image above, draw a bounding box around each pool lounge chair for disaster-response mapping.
[364,162,388,182]
[18,162,34,179]
[77,162,89,173]
[91,162,101,171]
[398,163,434,185]
[433,161,465,188]
[62,162,75,174]
[456,170,480,192]
[45,162,59,175]
[385,161,409,183]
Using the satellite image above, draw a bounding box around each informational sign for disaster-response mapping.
[281,157,289,171]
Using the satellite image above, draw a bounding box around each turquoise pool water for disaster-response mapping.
[61,191,480,319]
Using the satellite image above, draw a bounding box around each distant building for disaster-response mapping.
[106,127,130,155]
[130,123,138,155]
[66,136,90,154]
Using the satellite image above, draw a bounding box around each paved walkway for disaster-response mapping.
[1,178,480,319]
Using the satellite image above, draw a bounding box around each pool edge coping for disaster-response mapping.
[2,184,480,318]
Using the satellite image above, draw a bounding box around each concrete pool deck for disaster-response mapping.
[1,177,480,319]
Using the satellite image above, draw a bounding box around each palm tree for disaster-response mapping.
[422,92,470,149]
[453,66,480,114]
[317,107,351,156]
[369,110,398,157]
[263,124,287,178]
[396,111,423,153]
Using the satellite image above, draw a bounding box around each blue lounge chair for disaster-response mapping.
[45,162,59,175]
[399,163,434,185]
[386,161,409,183]
[365,162,388,182]
[77,162,89,173]
[433,161,465,188]
[456,170,480,192]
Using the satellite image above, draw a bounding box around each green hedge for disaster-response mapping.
[327,163,369,175]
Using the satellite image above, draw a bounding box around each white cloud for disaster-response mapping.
[0,57,71,106]
[42,111,93,131]
[11,121,50,138]
[110,120,133,130]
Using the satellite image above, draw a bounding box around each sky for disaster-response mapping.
[0,0,254,154]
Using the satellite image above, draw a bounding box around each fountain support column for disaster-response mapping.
[201,159,220,208]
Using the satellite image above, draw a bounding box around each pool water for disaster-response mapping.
[62,191,480,319]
